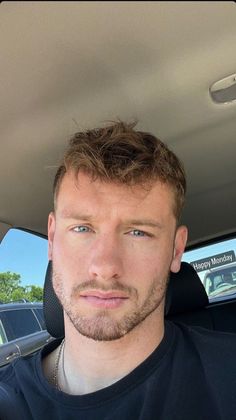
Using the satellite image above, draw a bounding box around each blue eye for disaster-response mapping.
[131,229,146,237]
[73,226,91,233]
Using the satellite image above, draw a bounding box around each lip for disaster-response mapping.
[79,290,129,309]
[80,290,128,299]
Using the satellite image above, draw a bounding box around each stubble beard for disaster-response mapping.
[52,268,169,342]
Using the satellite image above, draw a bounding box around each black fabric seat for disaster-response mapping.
[166,262,236,333]
[207,300,236,334]
[43,261,64,338]
[165,262,212,329]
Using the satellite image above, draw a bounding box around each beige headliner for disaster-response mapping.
[1,1,236,245]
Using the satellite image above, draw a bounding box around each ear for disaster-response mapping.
[170,225,188,273]
[48,212,56,260]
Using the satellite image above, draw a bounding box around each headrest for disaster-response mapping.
[43,261,64,338]
[43,261,209,338]
[165,262,209,316]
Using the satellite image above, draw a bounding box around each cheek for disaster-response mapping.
[125,249,164,284]
[51,232,88,279]
[125,241,174,288]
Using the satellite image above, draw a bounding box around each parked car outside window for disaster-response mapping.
[203,263,236,299]
[0,302,52,367]
[183,237,236,303]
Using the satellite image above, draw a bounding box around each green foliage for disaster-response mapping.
[26,285,44,302]
[0,271,43,303]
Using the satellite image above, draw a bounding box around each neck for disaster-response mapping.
[58,307,164,395]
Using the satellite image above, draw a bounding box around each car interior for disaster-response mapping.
[1,1,236,358]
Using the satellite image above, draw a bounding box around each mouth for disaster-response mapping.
[79,290,129,309]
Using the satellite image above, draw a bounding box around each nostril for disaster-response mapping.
[88,257,122,281]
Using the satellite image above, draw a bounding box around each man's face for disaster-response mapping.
[48,171,187,341]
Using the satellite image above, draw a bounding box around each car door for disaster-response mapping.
[0,307,51,367]
[0,316,21,366]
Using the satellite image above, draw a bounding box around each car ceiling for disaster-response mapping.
[1,1,236,246]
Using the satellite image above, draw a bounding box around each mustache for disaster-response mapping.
[52,267,137,297]
[72,279,136,296]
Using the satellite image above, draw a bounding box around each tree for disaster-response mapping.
[0,271,43,303]
[0,271,24,302]
[26,285,44,302]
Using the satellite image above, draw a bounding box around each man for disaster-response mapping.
[1,121,236,419]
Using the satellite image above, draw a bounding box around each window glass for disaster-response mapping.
[0,229,48,303]
[34,308,46,330]
[0,319,7,345]
[0,309,41,341]
[183,238,236,303]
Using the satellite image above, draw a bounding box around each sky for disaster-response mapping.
[0,229,48,288]
[0,228,236,290]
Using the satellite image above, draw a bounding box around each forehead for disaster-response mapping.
[56,171,176,220]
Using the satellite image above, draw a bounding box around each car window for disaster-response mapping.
[33,308,46,330]
[0,319,7,345]
[0,309,41,341]
[183,238,236,303]
[0,228,48,303]
[204,266,236,297]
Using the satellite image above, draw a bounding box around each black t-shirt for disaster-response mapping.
[1,321,236,420]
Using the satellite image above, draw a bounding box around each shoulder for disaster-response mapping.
[169,320,236,367]
[176,321,236,344]
[0,360,19,384]
[0,338,61,385]
[0,342,60,419]
[0,351,37,387]
[170,320,236,344]
[0,355,40,420]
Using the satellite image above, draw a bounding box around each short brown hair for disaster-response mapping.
[53,121,186,220]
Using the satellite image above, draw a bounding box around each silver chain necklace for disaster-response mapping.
[52,339,65,391]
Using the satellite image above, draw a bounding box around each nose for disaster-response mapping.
[88,234,124,282]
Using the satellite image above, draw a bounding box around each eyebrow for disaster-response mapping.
[59,211,163,230]
[125,219,163,230]
[59,211,93,221]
